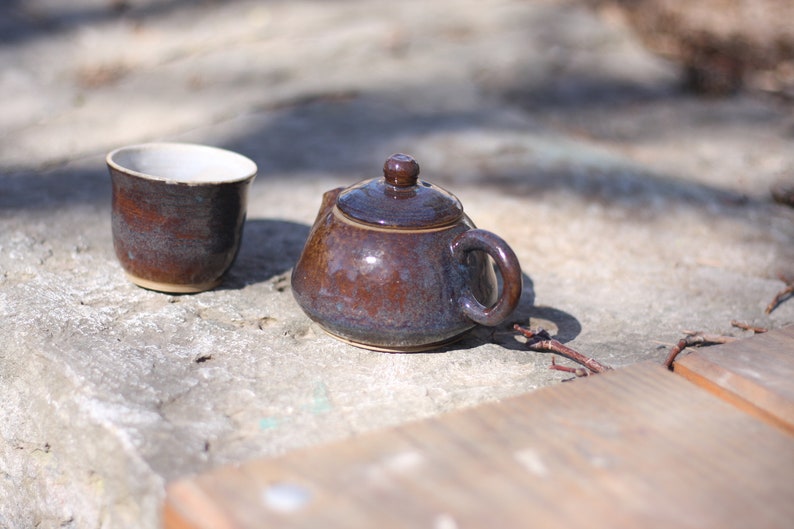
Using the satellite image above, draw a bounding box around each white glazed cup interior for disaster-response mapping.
[107,142,257,184]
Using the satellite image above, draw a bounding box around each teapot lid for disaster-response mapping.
[336,154,464,229]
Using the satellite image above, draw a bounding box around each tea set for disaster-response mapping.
[108,143,522,352]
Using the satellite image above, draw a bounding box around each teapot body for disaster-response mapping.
[291,154,522,352]
[291,189,498,352]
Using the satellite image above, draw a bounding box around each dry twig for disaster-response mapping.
[663,331,738,370]
[730,320,768,334]
[765,276,794,315]
[513,325,613,376]
[514,321,760,381]
[550,356,590,378]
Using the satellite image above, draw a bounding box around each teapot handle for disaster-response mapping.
[450,229,522,326]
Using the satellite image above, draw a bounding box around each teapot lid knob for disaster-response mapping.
[336,152,463,228]
[383,153,419,187]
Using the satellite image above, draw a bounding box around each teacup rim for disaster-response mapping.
[106,142,258,185]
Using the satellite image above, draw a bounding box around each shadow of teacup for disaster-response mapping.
[221,218,311,290]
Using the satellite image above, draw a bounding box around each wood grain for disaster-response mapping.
[675,325,794,434]
[165,362,794,529]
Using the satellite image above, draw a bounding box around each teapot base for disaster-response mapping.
[318,326,467,353]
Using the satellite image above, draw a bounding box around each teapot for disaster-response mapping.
[291,154,523,352]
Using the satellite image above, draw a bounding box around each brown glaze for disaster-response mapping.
[336,155,463,229]
[383,153,420,187]
[291,154,522,352]
[108,143,256,293]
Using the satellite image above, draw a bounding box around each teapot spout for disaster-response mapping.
[313,187,343,225]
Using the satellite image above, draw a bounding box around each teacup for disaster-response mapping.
[107,142,257,293]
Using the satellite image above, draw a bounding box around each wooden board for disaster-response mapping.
[675,325,794,434]
[164,363,794,529]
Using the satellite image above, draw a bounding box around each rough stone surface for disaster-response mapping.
[596,0,794,94]
[1,0,793,527]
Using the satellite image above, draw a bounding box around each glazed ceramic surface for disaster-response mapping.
[108,143,256,293]
[291,154,522,352]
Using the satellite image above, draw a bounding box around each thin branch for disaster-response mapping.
[765,277,794,315]
[663,331,739,370]
[730,320,768,333]
[513,325,613,374]
[550,356,590,378]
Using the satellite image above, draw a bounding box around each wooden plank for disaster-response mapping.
[164,363,794,529]
[674,325,794,434]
